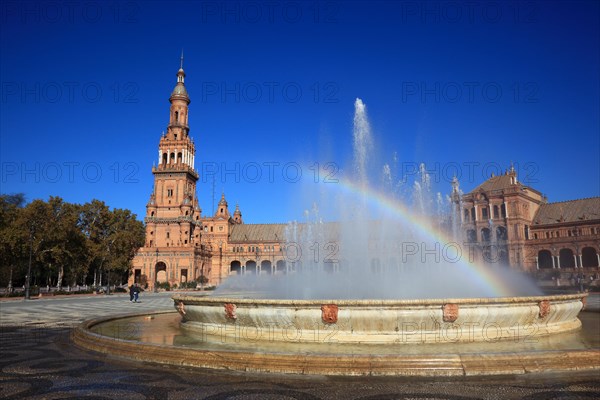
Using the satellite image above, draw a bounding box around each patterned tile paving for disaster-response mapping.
[1,292,599,399]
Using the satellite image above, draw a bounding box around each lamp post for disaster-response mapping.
[25,227,34,300]
[154,248,159,293]
[218,240,223,286]
[200,249,206,291]
[255,247,260,274]
[106,237,116,295]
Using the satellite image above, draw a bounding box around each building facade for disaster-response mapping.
[130,65,600,290]
[458,169,600,276]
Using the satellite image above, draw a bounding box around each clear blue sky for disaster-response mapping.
[1,1,599,223]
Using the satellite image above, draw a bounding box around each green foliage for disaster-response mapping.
[178,280,198,289]
[79,200,145,286]
[155,281,171,290]
[0,194,145,289]
[0,194,28,288]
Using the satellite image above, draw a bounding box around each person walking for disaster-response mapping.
[129,284,135,302]
[133,284,140,302]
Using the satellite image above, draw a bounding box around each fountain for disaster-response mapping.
[171,99,585,344]
[74,99,595,376]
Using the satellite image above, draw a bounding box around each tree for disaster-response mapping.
[13,197,87,290]
[39,198,87,288]
[105,208,145,287]
[0,194,27,290]
[79,200,113,287]
[79,200,145,291]
[16,199,51,295]
[0,196,144,293]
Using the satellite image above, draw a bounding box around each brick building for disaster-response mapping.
[459,169,600,275]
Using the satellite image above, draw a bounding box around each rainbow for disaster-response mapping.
[333,178,516,297]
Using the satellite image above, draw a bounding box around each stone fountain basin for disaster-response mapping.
[172,293,587,344]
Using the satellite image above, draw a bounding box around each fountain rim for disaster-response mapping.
[172,292,587,306]
[72,307,600,376]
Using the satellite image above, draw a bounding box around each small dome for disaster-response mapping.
[171,83,188,97]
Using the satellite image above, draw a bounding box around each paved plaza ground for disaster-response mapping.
[1,292,599,399]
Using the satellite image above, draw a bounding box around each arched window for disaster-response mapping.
[481,228,491,242]
[246,260,257,274]
[260,260,272,275]
[162,153,167,165]
[538,250,552,268]
[496,226,508,241]
[582,247,599,267]
[174,111,179,123]
[559,248,575,268]
[170,153,175,164]
[493,205,499,219]
[276,260,287,274]
[230,261,241,275]
[466,229,477,243]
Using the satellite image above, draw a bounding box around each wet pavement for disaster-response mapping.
[1,292,599,399]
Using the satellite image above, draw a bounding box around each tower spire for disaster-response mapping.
[180,49,184,70]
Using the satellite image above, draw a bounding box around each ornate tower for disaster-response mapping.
[233,204,243,224]
[131,56,210,289]
[148,54,200,239]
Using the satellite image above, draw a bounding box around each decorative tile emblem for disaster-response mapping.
[321,304,338,324]
[175,301,186,316]
[538,300,550,319]
[442,303,459,323]
[224,303,237,320]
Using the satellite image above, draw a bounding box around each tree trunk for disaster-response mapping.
[8,265,13,293]
[57,265,63,289]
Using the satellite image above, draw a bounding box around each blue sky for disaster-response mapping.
[1,1,599,224]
